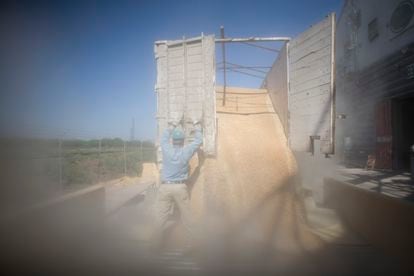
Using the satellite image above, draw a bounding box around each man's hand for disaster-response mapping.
[168,120,179,130]
[192,120,202,132]
[192,121,200,131]
[169,116,184,128]
[193,119,203,126]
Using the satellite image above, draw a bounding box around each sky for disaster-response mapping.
[0,0,342,140]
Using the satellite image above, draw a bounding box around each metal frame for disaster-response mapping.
[215,27,290,105]
[156,31,291,106]
[329,13,336,154]
[220,27,227,106]
[215,37,290,43]
[155,36,290,46]
[286,41,291,148]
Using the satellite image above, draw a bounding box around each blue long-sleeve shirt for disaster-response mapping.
[161,126,203,182]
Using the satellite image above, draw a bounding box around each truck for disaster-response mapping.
[154,13,336,175]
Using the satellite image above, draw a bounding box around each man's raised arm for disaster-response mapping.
[161,127,172,151]
[183,123,203,161]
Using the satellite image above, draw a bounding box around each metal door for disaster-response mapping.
[375,100,392,169]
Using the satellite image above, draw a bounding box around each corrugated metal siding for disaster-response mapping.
[154,35,216,165]
[263,43,289,136]
[288,13,335,153]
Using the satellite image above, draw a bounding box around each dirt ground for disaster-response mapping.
[140,162,158,182]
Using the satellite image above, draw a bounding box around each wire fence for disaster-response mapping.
[0,137,157,192]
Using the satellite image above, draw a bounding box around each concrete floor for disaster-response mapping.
[336,167,414,202]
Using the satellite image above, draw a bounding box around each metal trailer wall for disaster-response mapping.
[262,14,336,201]
[262,43,289,137]
[264,13,336,154]
[288,13,336,154]
[154,35,216,166]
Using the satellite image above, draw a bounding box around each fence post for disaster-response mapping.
[123,140,127,177]
[140,140,144,176]
[140,140,143,162]
[98,139,102,183]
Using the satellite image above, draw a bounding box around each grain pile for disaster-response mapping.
[185,87,323,257]
[157,86,352,274]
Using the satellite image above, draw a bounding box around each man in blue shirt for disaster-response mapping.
[153,121,203,251]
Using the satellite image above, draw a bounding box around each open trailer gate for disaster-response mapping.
[289,13,336,154]
[265,13,336,155]
[154,35,217,165]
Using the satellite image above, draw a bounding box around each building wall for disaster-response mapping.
[336,0,414,72]
[335,0,414,166]
[279,0,414,201]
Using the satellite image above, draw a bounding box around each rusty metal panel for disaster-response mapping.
[154,35,216,163]
[288,13,336,153]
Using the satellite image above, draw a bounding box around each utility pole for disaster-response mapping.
[220,26,227,106]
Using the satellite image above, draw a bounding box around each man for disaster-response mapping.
[153,121,203,251]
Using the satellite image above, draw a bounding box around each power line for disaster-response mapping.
[226,68,265,79]
[240,41,280,52]
[226,62,270,74]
